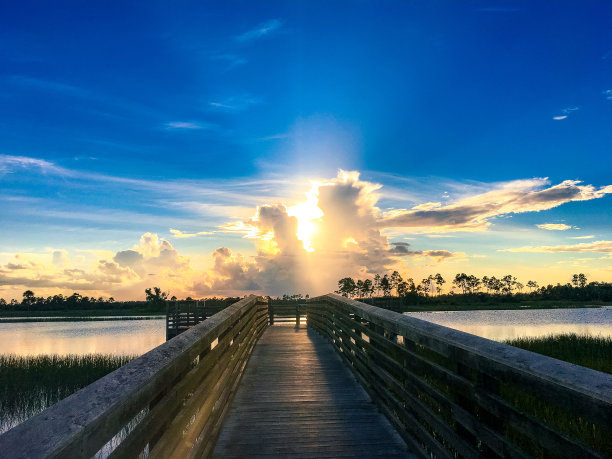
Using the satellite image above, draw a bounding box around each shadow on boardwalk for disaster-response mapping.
[213,325,413,458]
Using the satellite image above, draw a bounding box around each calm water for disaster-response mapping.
[404,307,612,341]
[0,317,165,356]
[1,308,611,356]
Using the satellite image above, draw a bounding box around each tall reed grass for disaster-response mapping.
[505,333,612,374]
[0,353,135,434]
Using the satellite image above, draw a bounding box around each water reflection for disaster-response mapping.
[0,318,165,356]
[404,307,612,341]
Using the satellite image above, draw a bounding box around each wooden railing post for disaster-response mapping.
[268,297,274,325]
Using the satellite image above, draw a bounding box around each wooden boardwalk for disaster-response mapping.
[213,325,412,458]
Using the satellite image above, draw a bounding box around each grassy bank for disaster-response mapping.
[501,334,611,453]
[0,354,135,434]
[505,333,612,374]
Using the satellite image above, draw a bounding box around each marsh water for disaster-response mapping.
[404,306,612,341]
[0,308,610,356]
[0,317,165,356]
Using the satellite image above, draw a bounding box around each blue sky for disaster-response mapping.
[1,1,612,299]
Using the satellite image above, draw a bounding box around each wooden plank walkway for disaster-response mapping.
[213,325,413,458]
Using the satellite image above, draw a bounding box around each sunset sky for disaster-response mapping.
[1,1,612,300]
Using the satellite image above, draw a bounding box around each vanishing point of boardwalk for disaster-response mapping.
[213,325,412,458]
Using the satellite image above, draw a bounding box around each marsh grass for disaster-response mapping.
[0,354,135,434]
[505,333,612,374]
[502,333,612,454]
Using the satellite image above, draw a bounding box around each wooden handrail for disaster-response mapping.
[307,293,612,458]
[0,295,269,458]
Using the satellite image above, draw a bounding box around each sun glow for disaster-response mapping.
[288,182,324,252]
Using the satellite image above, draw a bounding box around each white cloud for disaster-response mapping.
[569,235,595,239]
[536,223,573,231]
[165,121,211,130]
[501,240,612,253]
[234,19,284,42]
[0,154,64,175]
[209,95,262,112]
[169,228,214,238]
[553,116,567,120]
[381,178,612,233]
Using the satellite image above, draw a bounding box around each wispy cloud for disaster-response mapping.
[164,121,214,130]
[553,106,579,120]
[169,228,214,238]
[9,75,91,97]
[536,223,573,231]
[501,240,612,253]
[256,133,290,142]
[234,19,284,42]
[209,95,262,111]
[569,235,595,239]
[0,155,64,175]
[603,89,612,100]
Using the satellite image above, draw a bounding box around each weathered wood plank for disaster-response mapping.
[213,326,414,458]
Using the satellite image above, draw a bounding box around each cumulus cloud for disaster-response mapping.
[2,170,611,299]
[501,240,612,253]
[536,223,573,231]
[0,233,199,300]
[380,179,612,233]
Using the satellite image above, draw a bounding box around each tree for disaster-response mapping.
[421,276,433,296]
[22,290,35,306]
[356,279,365,298]
[373,274,382,296]
[482,276,490,293]
[572,273,587,288]
[145,287,169,306]
[501,275,516,294]
[396,281,410,297]
[380,275,392,296]
[363,279,373,297]
[434,273,445,295]
[390,271,403,295]
[466,275,481,293]
[526,280,538,292]
[337,277,356,298]
[453,273,468,294]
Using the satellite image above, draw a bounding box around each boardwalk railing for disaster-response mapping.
[166,300,206,340]
[307,293,612,458]
[268,301,306,325]
[0,295,269,458]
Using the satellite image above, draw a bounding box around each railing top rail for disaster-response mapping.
[309,293,612,407]
[0,295,266,458]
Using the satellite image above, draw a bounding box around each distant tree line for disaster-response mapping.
[0,287,244,313]
[336,272,612,303]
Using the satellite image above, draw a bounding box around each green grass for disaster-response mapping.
[501,333,611,455]
[0,354,135,434]
[505,333,612,374]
